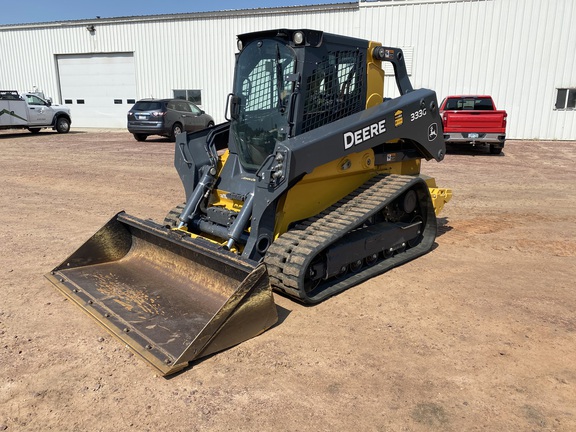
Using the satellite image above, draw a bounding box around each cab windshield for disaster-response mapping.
[231,39,296,171]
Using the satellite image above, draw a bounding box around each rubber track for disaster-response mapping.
[163,203,186,227]
[264,174,435,303]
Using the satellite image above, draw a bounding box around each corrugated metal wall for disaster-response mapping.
[358,0,576,140]
[1,0,574,139]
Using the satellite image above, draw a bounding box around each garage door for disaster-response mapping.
[57,53,137,128]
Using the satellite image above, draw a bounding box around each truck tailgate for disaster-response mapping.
[443,111,506,133]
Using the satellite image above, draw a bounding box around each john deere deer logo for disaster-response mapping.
[428,123,438,141]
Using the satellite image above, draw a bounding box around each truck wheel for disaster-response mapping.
[170,123,183,141]
[133,133,147,142]
[28,128,41,134]
[490,145,503,155]
[55,117,71,133]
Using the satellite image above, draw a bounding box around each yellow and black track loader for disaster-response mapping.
[46,29,452,376]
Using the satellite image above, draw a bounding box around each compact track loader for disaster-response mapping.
[46,29,451,376]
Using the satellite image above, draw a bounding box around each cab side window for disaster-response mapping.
[26,95,45,106]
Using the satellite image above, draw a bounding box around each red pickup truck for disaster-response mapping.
[440,95,507,154]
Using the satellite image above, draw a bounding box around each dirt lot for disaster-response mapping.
[1,128,575,431]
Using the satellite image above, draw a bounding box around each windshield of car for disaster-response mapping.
[133,101,163,111]
[231,39,296,171]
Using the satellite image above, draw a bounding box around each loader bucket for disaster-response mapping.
[45,212,278,376]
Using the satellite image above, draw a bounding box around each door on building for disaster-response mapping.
[57,53,137,128]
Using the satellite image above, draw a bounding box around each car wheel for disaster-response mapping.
[133,133,147,142]
[55,117,71,133]
[207,121,214,128]
[170,123,183,141]
[28,128,41,134]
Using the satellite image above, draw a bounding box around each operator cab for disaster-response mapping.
[230,29,369,172]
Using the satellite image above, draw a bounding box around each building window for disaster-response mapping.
[555,88,576,110]
[174,89,202,105]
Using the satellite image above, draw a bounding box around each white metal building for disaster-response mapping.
[0,0,574,139]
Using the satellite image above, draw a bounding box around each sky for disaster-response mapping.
[0,0,354,25]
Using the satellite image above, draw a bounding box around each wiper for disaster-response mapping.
[275,44,285,111]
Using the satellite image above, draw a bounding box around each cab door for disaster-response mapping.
[25,94,51,125]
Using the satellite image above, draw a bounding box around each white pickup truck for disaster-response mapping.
[0,90,72,133]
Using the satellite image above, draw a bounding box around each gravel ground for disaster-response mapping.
[1,128,575,431]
